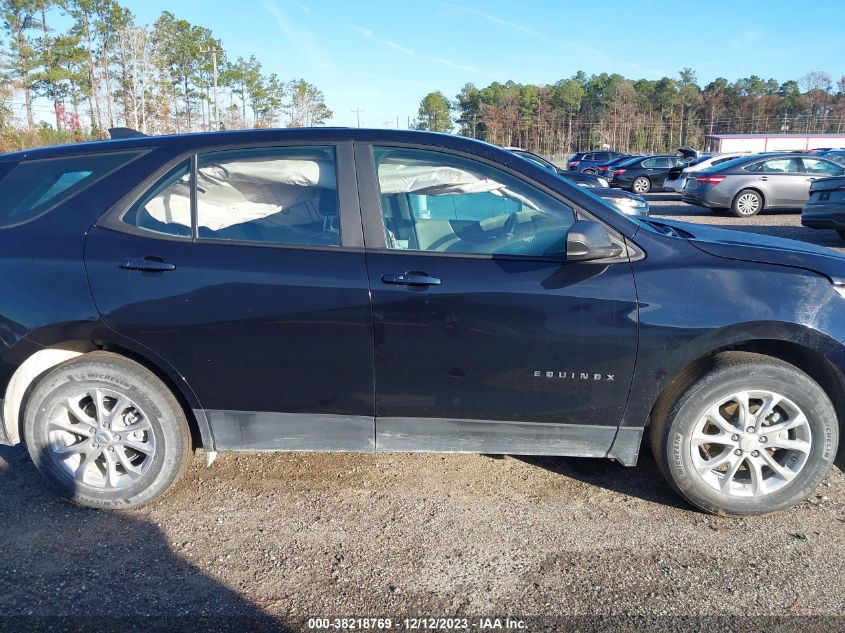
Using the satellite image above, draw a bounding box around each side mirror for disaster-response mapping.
[566,220,624,262]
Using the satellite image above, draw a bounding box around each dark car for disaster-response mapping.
[568,150,627,173]
[507,147,648,216]
[0,127,842,516]
[801,176,845,238]
[596,154,638,178]
[682,153,845,217]
[816,150,845,167]
[608,154,686,193]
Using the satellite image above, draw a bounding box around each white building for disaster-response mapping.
[704,133,845,154]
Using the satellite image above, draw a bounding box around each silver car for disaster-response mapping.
[682,153,845,217]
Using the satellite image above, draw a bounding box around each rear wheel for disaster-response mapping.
[650,352,838,516]
[24,352,193,509]
[731,189,763,217]
[582,168,596,174]
[632,176,651,194]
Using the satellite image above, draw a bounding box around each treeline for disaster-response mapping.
[0,0,332,151]
[415,69,845,156]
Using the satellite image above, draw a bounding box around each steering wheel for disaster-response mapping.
[503,212,518,240]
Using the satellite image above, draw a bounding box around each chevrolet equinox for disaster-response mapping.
[0,128,841,516]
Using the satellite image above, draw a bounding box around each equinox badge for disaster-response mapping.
[534,370,615,381]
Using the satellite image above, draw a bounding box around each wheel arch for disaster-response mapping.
[646,339,845,452]
[2,339,213,451]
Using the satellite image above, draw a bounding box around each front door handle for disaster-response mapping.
[119,257,176,272]
[381,272,442,286]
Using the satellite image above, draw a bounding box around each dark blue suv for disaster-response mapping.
[0,128,841,516]
[568,150,627,173]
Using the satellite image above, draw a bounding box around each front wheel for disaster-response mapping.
[24,351,193,509]
[650,352,838,516]
[632,176,651,194]
[731,189,763,217]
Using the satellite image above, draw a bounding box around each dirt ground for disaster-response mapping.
[1,195,844,632]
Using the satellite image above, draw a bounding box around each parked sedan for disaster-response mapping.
[801,176,845,238]
[682,153,845,217]
[663,153,747,193]
[608,155,686,193]
[508,147,648,216]
[568,150,627,173]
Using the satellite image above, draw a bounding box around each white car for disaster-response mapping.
[663,153,748,193]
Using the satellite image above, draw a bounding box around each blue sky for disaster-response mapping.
[61,0,845,127]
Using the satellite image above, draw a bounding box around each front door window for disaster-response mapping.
[373,147,575,259]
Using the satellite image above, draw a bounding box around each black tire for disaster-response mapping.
[582,168,596,174]
[836,230,845,240]
[632,176,651,194]
[650,352,838,516]
[24,351,193,509]
[731,189,763,217]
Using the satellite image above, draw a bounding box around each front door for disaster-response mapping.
[85,143,375,451]
[356,144,639,456]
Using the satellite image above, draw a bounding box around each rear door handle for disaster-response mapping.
[758,176,768,181]
[119,257,176,272]
[381,272,442,286]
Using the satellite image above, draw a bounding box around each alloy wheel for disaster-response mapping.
[689,390,811,497]
[735,193,761,215]
[45,388,157,490]
[633,178,650,193]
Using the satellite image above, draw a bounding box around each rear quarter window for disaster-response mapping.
[0,150,142,228]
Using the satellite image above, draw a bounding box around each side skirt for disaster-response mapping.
[199,409,638,461]
[376,417,618,457]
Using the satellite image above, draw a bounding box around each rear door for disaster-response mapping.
[356,143,639,456]
[753,157,806,207]
[84,142,376,451]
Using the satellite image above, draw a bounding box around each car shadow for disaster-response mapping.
[512,445,690,512]
[0,445,289,632]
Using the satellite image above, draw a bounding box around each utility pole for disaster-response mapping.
[351,108,364,127]
[204,46,224,130]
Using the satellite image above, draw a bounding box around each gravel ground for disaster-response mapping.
[1,197,844,631]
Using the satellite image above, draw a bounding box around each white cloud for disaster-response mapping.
[441,1,546,39]
[351,25,495,77]
[260,0,333,69]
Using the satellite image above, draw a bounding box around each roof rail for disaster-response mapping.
[108,127,147,139]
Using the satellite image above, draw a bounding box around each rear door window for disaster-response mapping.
[196,146,339,246]
[0,151,142,228]
[755,157,802,173]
